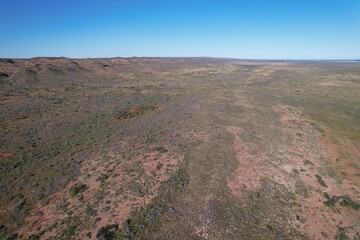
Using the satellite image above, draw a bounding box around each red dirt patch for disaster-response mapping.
[276,105,360,239]
[228,105,359,239]
[118,105,160,121]
[1,153,12,158]
[17,140,183,239]
[118,115,129,121]
[128,107,143,113]
[226,126,263,195]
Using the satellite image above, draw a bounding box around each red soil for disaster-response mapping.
[128,107,143,113]
[118,106,160,121]
[118,115,129,121]
[1,153,12,158]
[278,105,360,239]
[226,126,263,195]
[17,140,184,239]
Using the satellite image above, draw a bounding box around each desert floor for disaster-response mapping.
[1,58,359,239]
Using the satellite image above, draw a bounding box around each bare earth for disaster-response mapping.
[0,58,359,239]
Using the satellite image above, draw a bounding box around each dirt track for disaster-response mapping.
[1,58,359,239]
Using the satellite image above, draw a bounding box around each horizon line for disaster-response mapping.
[1,56,360,62]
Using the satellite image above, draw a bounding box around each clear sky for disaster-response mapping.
[1,0,359,59]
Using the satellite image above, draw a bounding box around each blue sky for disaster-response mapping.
[0,0,359,59]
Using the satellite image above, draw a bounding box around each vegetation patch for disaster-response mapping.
[116,166,188,239]
[0,72,9,77]
[69,183,88,196]
[315,174,327,187]
[96,224,119,240]
[323,192,359,210]
[155,146,168,153]
[303,159,314,166]
[335,227,350,240]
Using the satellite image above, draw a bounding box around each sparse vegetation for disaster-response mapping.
[69,183,88,196]
[0,58,359,239]
[315,174,328,187]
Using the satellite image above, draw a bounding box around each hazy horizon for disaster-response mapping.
[1,0,359,59]
[2,56,360,61]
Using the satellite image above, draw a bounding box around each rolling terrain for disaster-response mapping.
[0,57,359,239]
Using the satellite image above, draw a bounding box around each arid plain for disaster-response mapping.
[0,58,359,239]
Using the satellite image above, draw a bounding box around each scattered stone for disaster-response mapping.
[296,214,306,223]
